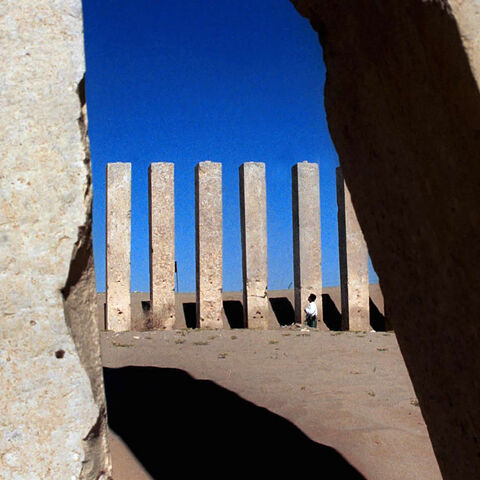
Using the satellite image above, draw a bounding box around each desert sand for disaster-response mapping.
[100,327,442,479]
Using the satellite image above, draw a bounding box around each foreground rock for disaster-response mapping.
[291,1,480,478]
[0,1,110,478]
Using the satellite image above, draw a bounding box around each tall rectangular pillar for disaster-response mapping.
[149,162,175,329]
[195,161,225,329]
[292,161,323,327]
[106,162,131,331]
[239,162,270,329]
[336,167,370,331]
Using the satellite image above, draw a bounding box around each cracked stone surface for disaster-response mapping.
[0,1,111,478]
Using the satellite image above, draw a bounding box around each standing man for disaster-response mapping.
[305,293,318,329]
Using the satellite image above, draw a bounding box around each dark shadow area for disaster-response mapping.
[141,300,151,313]
[269,297,295,326]
[104,366,366,479]
[322,294,342,331]
[370,299,387,332]
[182,302,196,329]
[223,300,245,328]
[103,303,106,330]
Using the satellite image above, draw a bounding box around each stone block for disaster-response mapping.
[239,162,270,329]
[106,163,131,332]
[195,162,226,328]
[0,1,111,477]
[148,163,175,330]
[292,161,324,328]
[336,168,370,331]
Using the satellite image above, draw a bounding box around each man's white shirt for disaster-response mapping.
[305,301,317,316]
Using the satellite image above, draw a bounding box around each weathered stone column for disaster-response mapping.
[195,161,226,328]
[336,167,369,331]
[0,1,111,477]
[106,162,132,332]
[149,162,175,329]
[239,162,270,329]
[292,161,324,327]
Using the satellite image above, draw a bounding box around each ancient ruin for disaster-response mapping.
[6,0,480,477]
[149,162,175,329]
[105,160,375,332]
[106,162,132,332]
[336,168,370,331]
[239,162,270,329]
[195,161,226,329]
[292,161,324,327]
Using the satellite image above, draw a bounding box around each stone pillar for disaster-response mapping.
[106,162,132,332]
[149,162,175,329]
[239,162,270,329]
[195,162,226,329]
[0,1,111,477]
[336,167,369,331]
[292,161,324,327]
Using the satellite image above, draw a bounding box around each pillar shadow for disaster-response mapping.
[369,299,387,332]
[104,366,366,479]
[223,300,245,328]
[182,302,196,329]
[268,297,295,326]
[322,294,342,331]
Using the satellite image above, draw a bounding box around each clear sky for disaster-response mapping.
[82,0,378,293]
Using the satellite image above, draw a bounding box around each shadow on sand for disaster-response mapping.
[104,366,366,479]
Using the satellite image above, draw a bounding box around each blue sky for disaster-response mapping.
[82,0,377,292]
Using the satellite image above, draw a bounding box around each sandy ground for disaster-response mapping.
[100,328,442,480]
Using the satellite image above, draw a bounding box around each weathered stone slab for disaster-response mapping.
[336,167,369,331]
[292,162,324,328]
[239,162,270,329]
[149,162,175,329]
[0,1,111,477]
[106,163,131,332]
[291,1,480,475]
[195,162,226,328]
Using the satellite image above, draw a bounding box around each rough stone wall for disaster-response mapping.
[292,0,480,478]
[0,1,111,478]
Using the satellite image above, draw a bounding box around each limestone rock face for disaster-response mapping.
[291,0,480,478]
[0,1,111,478]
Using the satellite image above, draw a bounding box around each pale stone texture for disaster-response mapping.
[106,163,131,332]
[239,163,270,329]
[148,163,175,330]
[0,1,111,478]
[195,162,226,329]
[292,162,324,328]
[336,168,369,331]
[292,1,480,477]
